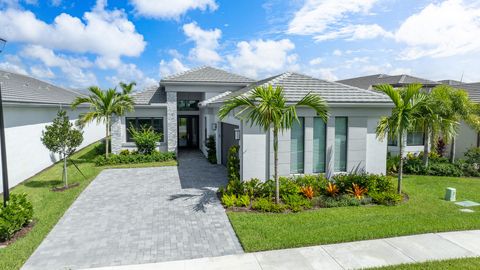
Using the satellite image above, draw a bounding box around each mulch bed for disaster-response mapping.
[51,182,80,192]
[0,221,36,248]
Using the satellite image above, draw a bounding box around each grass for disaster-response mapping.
[228,175,480,252]
[0,142,177,270]
[370,257,480,269]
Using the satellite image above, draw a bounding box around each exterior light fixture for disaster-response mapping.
[212,123,217,131]
[234,128,240,140]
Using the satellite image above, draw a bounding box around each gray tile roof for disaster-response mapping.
[131,85,165,105]
[440,79,463,86]
[454,82,480,103]
[338,74,440,90]
[161,66,254,84]
[0,70,83,104]
[206,72,392,105]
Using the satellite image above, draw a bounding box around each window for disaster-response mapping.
[335,117,348,172]
[313,118,327,173]
[407,132,424,146]
[177,100,199,111]
[126,117,164,142]
[388,137,398,146]
[290,117,304,174]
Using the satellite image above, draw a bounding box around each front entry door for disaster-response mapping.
[178,116,199,148]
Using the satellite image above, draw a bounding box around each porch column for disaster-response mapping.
[111,115,122,154]
[167,92,177,152]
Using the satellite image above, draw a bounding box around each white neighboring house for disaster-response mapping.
[0,70,105,193]
[338,74,441,156]
[111,67,393,181]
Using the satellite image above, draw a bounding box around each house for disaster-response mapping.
[112,67,393,181]
[0,70,104,193]
[338,74,441,156]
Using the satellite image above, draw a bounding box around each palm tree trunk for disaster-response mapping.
[273,127,279,204]
[398,132,403,194]
[105,116,109,158]
[63,155,68,188]
[450,136,456,163]
[423,126,430,167]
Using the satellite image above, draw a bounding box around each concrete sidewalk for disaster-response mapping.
[84,230,480,270]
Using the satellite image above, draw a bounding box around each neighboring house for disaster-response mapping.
[112,67,393,181]
[0,70,105,193]
[338,74,441,156]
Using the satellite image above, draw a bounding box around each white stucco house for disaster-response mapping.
[0,70,105,193]
[111,66,393,181]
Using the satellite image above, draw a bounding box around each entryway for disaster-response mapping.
[221,123,239,165]
[178,115,199,148]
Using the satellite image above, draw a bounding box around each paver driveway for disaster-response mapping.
[22,151,243,270]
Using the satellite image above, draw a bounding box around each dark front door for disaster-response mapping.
[178,116,199,148]
[221,123,239,165]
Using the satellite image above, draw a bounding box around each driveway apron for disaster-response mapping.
[21,150,243,270]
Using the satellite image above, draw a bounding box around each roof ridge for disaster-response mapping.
[162,66,206,80]
[330,78,391,98]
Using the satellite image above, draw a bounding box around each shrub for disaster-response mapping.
[279,177,301,197]
[236,195,250,207]
[456,160,480,177]
[206,135,217,164]
[119,149,130,156]
[370,191,402,206]
[333,173,393,194]
[94,151,176,166]
[221,194,236,208]
[257,180,275,198]
[300,186,314,199]
[348,183,368,199]
[224,179,245,196]
[282,194,312,212]
[94,139,111,155]
[129,126,162,155]
[386,155,400,174]
[293,174,327,194]
[464,147,480,164]
[0,193,34,241]
[425,162,463,177]
[252,198,286,213]
[244,178,262,198]
[325,182,339,197]
[314,195,360,208]
[227,145,240,182]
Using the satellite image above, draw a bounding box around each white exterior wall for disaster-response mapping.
[448,121,478,158]
[0,104,104,193]
[206,105,391,181]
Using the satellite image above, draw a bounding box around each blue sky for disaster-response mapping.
[1,0,480,90]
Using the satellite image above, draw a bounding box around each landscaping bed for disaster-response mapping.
[227,175,480,252]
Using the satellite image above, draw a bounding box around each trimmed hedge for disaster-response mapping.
[94,151,176,166]
[0,193,33,241]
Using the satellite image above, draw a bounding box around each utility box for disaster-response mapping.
[445,187,456,201]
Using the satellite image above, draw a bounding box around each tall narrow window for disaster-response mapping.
[335,117,348,172]
[313,118,327,173]
[291,117,305,174]
[407,132,424,146]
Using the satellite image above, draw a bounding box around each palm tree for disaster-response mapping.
[72,86,134,157]
[430,85,480,163]
[119,81,136,95]
[218,84,328,204]
[375,83,428,194]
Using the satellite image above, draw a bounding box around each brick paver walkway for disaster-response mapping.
[22,151,242,270]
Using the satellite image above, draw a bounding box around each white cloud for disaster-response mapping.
[315,24,392,42]
[288,0,379,37]
[0,0,146,68]
[308,68,338,81]
[159,58,188,78]
[227,39,297,78]
[106,63,157,90]
[21,45,97,87]
[30,65,55,79]
[333,49,342,56]
[0,55,28,75]
[309,57,323,65]
[396,0,480,60]
[183,22,222,64]
[130,0,217,20]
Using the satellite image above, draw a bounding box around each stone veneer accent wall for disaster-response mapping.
[166,92,177,152]
[111,115,122,154]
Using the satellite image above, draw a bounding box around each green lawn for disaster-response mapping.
[228,175,480,252]
[370,257,480,270]
[0,142,177,270]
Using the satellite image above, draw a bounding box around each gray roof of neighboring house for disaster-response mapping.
[161,66,254,85]
[205,72,392,105]
[338,74,440,90]
[131,84,165,105]
[439,79,463,86]
[454,82,480,103]
[0,70,83,105]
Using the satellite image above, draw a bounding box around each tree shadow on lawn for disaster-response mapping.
[168,188,218,213]
[24,180,63,189]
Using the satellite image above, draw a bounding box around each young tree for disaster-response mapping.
[71,85,134,157]
[219,85,328,204]
[41,109,83,188]
[375,84,427,194]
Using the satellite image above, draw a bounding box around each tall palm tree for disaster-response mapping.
[72,86,134,157]
[430,85,480,163]
[218,85,328,204]
[119,81,136,95]
[375,83,428,194]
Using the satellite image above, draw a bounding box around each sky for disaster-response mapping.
[1,0,480,91]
